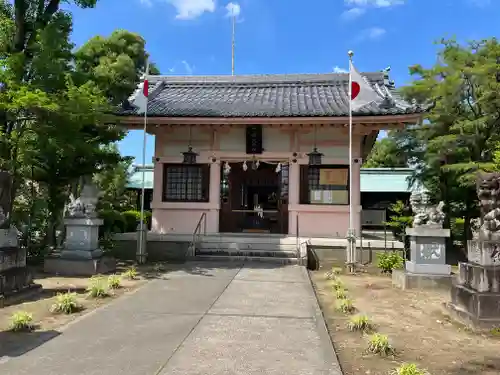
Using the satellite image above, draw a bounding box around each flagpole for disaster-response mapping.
[138,59,150,265]
[231,9,236,76]
[347,50,355,272]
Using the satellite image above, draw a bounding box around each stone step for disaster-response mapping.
[195,249,298,258]
[194,255,300,265]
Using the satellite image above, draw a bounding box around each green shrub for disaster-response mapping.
[335,298,355,314]
[122,266,138,280]
[377,252,404,274]
[385,200,413,242]
[100,209,126,234]
[86,277,109,298]
[347,314,374,332]
[451,217,465,244]
[10,311,35,332]
[367,333,395,356]
[107,274,122,289]
[331,278,345,291]
[122,210,152,232]
[50,292,82,314]
[490,326,500,336]
[335,288,348,299]
[390,363,428,375]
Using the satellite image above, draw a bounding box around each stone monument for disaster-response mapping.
[392,191,452,290]
[44,180,116,276]
[0,170,39,307]
[447,173,500,328]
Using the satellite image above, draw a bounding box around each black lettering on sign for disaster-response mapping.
[246,125,263,154]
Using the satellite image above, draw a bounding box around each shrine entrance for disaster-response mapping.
[219,161,289,234]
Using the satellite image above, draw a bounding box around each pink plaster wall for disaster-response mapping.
[151,125,364,237]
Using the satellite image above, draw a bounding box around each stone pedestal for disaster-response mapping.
[447,239,500,329]
[392,227,452,290]
[44,217,116,276]
[0,227,40,307]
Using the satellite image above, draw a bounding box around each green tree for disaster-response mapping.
[364,131,408,168]
[401,38,500,251]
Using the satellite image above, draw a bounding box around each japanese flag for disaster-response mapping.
[134,76,149,114]
[350,61,380,111]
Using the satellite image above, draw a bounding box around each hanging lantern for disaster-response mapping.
[242,161,248,171]
[223,161,231,175]
[182,146,198,164]
[307,148,323,166]
[308,124,323,165]
[275,162,282,173]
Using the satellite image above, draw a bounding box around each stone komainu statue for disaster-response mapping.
[0,170,12,229]
[474,172,500,240]
[409,191,445,228]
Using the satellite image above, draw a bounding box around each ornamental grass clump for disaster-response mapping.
[122,266,138,280]
[335,288,348,299]
[10,311,35,332]
[325,266,343,280]
[331,278,345,291]
[367,333,395,356]
[107,274,122,289]
[347,314,374,332]
[86,276,109,298]
[335,298,355,314]
[390,363,429,375]
[50,292,82,314]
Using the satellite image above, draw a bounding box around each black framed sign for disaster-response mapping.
[246,125,263,154]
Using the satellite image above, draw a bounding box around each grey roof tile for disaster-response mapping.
[117,73,424,118]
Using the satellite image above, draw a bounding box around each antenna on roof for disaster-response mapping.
[231,7,236,76]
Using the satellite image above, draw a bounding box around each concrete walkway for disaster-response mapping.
[0,262,342,375]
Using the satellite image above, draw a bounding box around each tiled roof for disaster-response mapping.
[117,73,424,118]
[126,165,425,194]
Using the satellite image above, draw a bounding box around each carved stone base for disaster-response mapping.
[405,261,451,275]
[392,269,453,290]
[44,253,116,276]
[447,284,500,329]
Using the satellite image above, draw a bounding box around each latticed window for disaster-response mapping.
[300,165,349,205]
[162,164,210,202]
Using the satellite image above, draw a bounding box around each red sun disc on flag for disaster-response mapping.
[351,82,360,100]
[143,79,149,97]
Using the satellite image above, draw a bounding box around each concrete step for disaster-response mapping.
[194,255,300,265]
[195,248,298,258]
[197,241,298,252]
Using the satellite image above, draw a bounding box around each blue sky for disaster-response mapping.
[66,0,499,164]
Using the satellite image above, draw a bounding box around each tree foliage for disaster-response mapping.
[396,38,500,251]
[364,131,408,168]
[0,0,155,249]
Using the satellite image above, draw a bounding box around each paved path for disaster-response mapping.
[0,262,342,375]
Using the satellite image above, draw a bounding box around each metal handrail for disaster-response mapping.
[188,212,207,257]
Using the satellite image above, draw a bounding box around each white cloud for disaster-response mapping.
[345,0,405,7]
[355,27,386,42]
[333,66,348,73]
[225,2,241,17]
[140,0,153,6]
[467,0,490,6]
[341,7,366,20]
[166,0,216,20]
[367,27,386,39]
[182,60,194,74]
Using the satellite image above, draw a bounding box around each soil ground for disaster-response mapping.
[311,268,500,375]
[0,262,166,356]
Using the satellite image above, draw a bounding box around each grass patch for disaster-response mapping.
[335,298,355,314]
[335,288,348,299]
[50,292,82,314]
[86,276,110,298]
[331,278,345,291]
[9,311,35,332]
[367,333,395,356]
[107,274,122,289]
[390,363,429,375]
[122,266,138,280]
[347,314,374,332]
